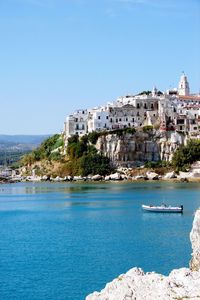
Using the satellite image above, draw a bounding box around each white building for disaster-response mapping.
[63,73,199,139]
[88,107,110,132]
[64,109,88,137]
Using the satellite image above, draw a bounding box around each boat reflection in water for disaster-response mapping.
[142,204,183,213]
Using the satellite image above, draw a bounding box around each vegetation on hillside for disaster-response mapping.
[21,133,112,177]
[21,134,64,165]
[144,160,171,169]
[65,134,112,176]
[142,125,154,132]
[20,130,200,177]
[172,139,200,171]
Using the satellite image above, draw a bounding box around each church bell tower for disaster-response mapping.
[178,72,190,96]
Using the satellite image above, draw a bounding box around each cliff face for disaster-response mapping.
[95,130,185,167]
[86,209,200,300]
[190,209,200,271]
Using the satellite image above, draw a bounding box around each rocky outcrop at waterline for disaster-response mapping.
[86,209,200,300]
[190,209,200,272]
[95,130,186,167]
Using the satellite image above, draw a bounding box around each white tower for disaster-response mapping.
[152,86,157,97]
[178,72,190,96]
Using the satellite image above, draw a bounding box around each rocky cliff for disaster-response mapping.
[190,209,200,271]
[95,130,186,167]
[86,209,200,300]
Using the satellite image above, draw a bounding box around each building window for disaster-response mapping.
[137,103,140,109]
[75,124,79,130]
[110,118,113,123]
[116,119,118,123]
[177,119,184,125]
[98,116,101,119]
[151,104,154,109]
[119,118,121,122]
[82,111,85,114]
[82,124,85,130]
[132,118,134,122]
[144,103,147,109]
[126,118,128,121]
[106,116,108,119]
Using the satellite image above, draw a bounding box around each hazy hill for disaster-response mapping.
[0,135,50,146]
[0,134,51,165]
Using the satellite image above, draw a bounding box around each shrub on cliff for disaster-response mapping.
[172,139,200,171]
[88,132,100,144]
[66,134,112,176]
[80,153,112,176]
[145,160,171,168]
[67,134,88,158]
[142,125,153,132]
[21,134,63,165]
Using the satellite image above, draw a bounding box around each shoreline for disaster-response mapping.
[1,176,200,184]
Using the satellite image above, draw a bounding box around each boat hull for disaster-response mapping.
[142,205,183,213]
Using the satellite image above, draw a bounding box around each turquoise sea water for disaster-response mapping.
[0,181,200,300]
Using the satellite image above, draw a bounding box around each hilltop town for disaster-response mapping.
[63,73,200,140]
[2,73,200,183]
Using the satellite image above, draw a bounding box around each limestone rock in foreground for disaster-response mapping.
[86,209,200,300]
[86,267,200,300]
[190,209,200,271]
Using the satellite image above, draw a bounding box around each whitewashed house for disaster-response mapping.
[64,109,88,137]
[88,107,110,132]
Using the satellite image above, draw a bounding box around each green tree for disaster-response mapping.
[172,139,200,171]
[142,125,153,132]
[88,131,100,144]
[79,153,112,176]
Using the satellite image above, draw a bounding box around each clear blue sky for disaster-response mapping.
[0,0,200,134]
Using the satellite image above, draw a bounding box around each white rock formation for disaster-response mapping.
[95,131,185,167]
[190,209,200,271]
[91,174,103,181]
[86,209,200,300]
[109,173,122,180]
[146,171,159,180]
[163,171,176,179]
[135,175,147,180]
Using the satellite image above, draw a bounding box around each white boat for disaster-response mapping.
[142,204,183,213]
